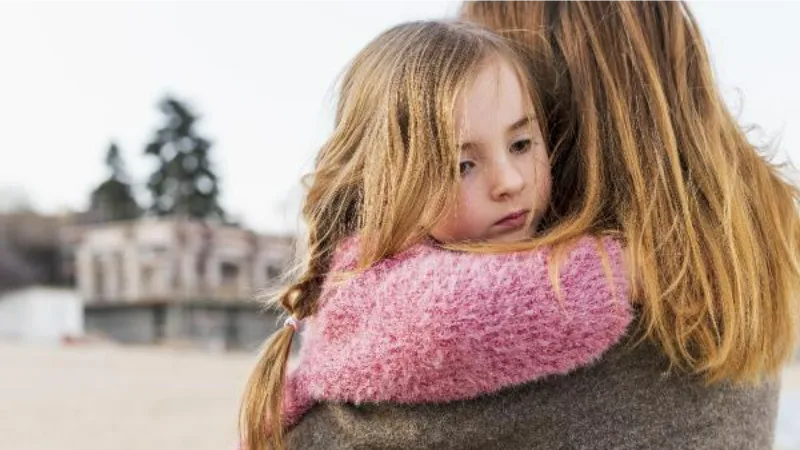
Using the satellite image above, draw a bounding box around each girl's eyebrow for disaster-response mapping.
[508,116,533,133]
[458,116,536,151]
[459,141,477,152]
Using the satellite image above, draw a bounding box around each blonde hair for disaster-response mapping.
[238,21,545,449]
[461,1,800,383]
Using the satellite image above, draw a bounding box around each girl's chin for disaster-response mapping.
[484,228,535,243]
[429,227,535,244]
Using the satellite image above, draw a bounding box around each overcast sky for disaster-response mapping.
[0,1,797,234]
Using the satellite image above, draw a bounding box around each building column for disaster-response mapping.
[205,254,221,295]
[76,248,95,302]
[181,253,198,300]
[238,260,252,298]
[123,244,141,301]
[153,256,171,299]
[252,257,266,293]
[103,252,120,301]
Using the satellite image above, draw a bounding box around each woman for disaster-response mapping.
[284,2,800,448]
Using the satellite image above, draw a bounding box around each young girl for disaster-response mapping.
[239,21,632,450]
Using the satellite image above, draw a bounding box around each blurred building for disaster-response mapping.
[0,210,76,290]
[72,218,294,303]
[0,211,83,344]
[0,213,295,350]
[65,218,296,351]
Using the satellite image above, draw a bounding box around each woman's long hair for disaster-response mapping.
[462,1,800,383]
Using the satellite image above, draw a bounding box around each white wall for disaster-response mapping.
[0,287,84,343]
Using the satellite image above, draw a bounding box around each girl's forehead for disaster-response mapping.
[454,59,535,142]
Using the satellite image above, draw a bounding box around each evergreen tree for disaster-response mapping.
[87,142,141,223]
[144,96,225,221]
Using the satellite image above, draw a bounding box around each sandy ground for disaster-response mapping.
[1,340,798,450]
[0,341,254,450]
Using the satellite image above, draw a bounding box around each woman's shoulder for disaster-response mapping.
[286,329,781,450]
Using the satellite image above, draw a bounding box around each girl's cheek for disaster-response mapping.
[457,187,479,217]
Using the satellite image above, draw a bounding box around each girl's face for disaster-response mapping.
[431,57,551,244]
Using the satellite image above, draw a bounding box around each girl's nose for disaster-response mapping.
[490,160,525,201]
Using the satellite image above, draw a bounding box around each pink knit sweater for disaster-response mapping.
[280,236,631,428]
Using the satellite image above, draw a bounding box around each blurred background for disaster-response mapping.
[0,1,797,449]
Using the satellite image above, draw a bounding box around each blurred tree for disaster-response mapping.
[87,142,142,223]
[144,96,226,221]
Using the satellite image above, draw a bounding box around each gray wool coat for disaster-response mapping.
[285,321,780,450]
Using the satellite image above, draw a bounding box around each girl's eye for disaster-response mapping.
[510,139,532,154]
[459,161,475,176]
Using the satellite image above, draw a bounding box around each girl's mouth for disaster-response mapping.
[495,209,529,229]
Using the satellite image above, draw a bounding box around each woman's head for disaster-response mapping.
[462,1,800,382]
[240,20,549,449]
